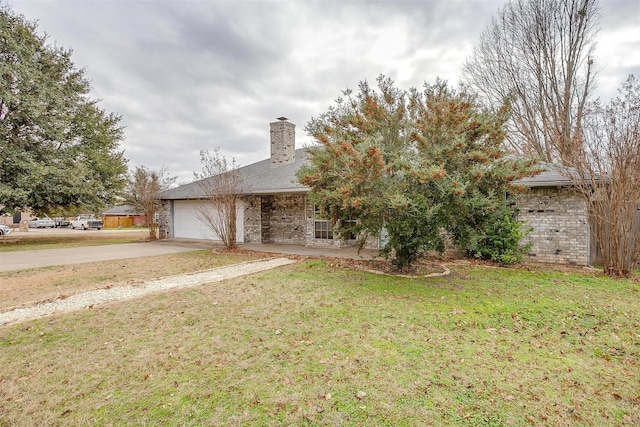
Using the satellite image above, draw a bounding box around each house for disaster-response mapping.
[158,118,594,265]
[102,205,146,228]
[157,118,377,248]
[513,165,591,266]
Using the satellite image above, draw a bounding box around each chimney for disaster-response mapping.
[270,117,295,168]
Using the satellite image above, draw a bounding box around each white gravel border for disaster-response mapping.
[0,257,297,327]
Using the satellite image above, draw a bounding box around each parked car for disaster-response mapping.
[70,215,103,230]
[0,224,11,236]
[28,217,56,228]
[54,217,71,228]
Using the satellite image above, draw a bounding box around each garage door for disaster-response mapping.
[173,200,244,242]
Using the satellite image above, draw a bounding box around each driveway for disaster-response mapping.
[0,241,208,272]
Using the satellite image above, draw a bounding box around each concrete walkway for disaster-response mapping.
[0,258,297,326]
[240,242,380,260]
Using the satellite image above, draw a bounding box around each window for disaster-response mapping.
[341,220,357,240]
[314,205,333,240]
[314,220,333,239]
[313,205,357,240]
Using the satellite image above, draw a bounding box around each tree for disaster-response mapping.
[0,4,127,214]
[564,75,640,277]
[124,166,175,240]
[463,0,600,165]
[193,148,245,250]
[298,76,538,271]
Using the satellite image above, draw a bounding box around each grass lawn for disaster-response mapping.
[0,230,149,253]
[0,250,264,311]
[0,260,638,426]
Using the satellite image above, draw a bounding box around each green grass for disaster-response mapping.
[0,261,638,426]
[0,231,148,252]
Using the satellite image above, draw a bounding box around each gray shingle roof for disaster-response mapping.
[511,162,575,187]
[103,205,140,215]
[158,149,310,200]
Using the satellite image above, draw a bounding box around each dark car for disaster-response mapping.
[54,217,71,228]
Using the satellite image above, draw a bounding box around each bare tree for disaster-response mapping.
[193,148,245,250]
[566,75,640,277]
[463,0,600,165]
[124,165,176,240]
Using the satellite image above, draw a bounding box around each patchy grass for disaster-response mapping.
[0,260,638,426]
[0,231,149,252]
[0,250,264,312]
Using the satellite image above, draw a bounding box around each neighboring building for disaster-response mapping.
[158,118,595,265]
[103,205,146,228]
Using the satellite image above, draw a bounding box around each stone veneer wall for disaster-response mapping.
[158,201,173,239]
[270,120,296,168]
[303,200,380,249]
[243,196,263,243]
[243,194,306,244]
[243,194,379,248]
[517,187,589,265]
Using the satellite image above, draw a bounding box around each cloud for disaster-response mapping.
[9,0,640,184]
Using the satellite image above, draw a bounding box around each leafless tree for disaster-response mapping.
[565,75,640,277]
[194,148,245,250]
[124,165,176,240]
[463,0,600,165]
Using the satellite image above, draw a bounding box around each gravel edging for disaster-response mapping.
[0,257,297,327]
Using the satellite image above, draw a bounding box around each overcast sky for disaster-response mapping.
[9,0,640,184]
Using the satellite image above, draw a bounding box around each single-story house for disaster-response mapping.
[157,118,594,265]
[513,166,591,265]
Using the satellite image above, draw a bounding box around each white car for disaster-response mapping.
[0,224,11,236]
[28,217,56,228]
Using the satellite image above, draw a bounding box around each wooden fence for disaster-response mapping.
[103,217,134,229]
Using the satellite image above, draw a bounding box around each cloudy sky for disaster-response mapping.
[9,0,640,184]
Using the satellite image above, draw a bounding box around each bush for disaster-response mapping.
[472,213,532,265]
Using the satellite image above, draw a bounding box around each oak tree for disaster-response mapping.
[0,4,127,214]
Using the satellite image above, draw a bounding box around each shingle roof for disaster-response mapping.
[511,162,574,187]
[158,149,310,200]
[103,205,140,215]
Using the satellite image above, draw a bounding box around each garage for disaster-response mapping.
[172,200,244,242]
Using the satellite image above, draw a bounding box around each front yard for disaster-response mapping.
[0,255,638,426]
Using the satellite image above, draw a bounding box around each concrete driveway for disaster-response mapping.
[0,240,209,272]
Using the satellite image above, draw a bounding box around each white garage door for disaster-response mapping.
[173,200,244,242]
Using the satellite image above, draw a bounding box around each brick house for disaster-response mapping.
[158,118,377,248]
[514,166,591,266]
[158,118,593,265]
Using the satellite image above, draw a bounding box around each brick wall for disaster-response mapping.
[243,196,262,243]
[270,120,296,168]
[517,187,589,265]
[244,194,307,244]
[158,201,172,239]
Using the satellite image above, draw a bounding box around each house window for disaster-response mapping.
[341,220,357,240]
[313,205,357,240]
[315,220,333,239]
[314,205,333,240]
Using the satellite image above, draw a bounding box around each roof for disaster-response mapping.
[103,205,141,215]
[158,149,310,200]
[512,162,575,188]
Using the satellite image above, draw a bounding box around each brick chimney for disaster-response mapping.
[270,117,295,168]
